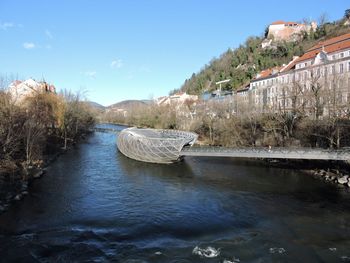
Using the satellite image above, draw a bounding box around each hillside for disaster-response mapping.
[176,13,350,95]
[86,101,106,110]
[108,100,147,110]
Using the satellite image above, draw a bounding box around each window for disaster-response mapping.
[304,62,307,67]
[324,66,328,76]
[348,61,350,71]
[332,55,336,60]
[332,65,335,74]
[340,64,344,73]
[341,53,344,58]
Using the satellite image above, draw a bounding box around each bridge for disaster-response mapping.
[95,126,350,163]
[93,127,120,133]
[180,146,350,161]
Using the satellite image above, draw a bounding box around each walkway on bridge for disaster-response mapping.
[93,127,120,133]
[180,146,350,161]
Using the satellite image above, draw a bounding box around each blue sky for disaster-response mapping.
[0,1,348,106]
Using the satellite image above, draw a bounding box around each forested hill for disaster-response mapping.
[175,12,350,96]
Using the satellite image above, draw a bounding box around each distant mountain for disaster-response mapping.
[85,101,106,110]
[108,100,147,110]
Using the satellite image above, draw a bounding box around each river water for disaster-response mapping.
[0,124,350,262]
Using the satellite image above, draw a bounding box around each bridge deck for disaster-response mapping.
[93,127,120,133]
[180,146,350,161]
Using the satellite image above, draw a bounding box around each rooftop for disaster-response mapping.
[295,32,350,63]
[270,20,303,26]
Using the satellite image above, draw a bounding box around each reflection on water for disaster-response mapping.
[0,124,350,262]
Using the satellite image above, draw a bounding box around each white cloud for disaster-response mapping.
[84,71,97,78]
[23,42,36,49]
[110,59,123,69]
[45,29,53,39]
[0,22,14,30]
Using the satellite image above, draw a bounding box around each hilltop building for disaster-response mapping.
[267,20,317,42]
[156,92,198,107]
[8,78,56,104]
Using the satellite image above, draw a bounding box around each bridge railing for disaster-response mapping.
[181,146,350,161]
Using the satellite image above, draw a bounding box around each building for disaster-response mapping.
[267,20,317,42]
[8,78,56,104]
[235,84,252,113]
[246,32,350,117]
[156,92,198,107]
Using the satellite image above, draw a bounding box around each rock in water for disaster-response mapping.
[337,176,348,185]
[192,246,220,258]
[14,194,22,201]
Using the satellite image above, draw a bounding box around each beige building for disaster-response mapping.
[8,78,56,104]
[267,20,317,42]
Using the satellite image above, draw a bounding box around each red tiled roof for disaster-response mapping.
[279,56,300,73]
[271,20,286,25]
[253,66,282,81]
[236,83,250,92]
[295,32,350,64]
[271,20,302,26]
[13,80,22,86]
[307,32,350,51]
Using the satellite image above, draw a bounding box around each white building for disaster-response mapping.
[247,32,350,116]
[156,92,198,107]
[8,78,56,104]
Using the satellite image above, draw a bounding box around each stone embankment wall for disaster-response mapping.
[312,169,350,188]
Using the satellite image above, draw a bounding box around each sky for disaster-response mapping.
[0,1,348,106]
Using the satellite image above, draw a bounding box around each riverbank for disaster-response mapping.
[309,168,350,188]
[263,157,350,189]
[0,132,92,215]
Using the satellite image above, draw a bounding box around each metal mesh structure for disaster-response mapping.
[117,127,198,163]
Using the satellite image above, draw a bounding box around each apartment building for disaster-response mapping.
[246,32,350,117]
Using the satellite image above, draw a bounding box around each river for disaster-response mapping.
[0,124,350,262]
